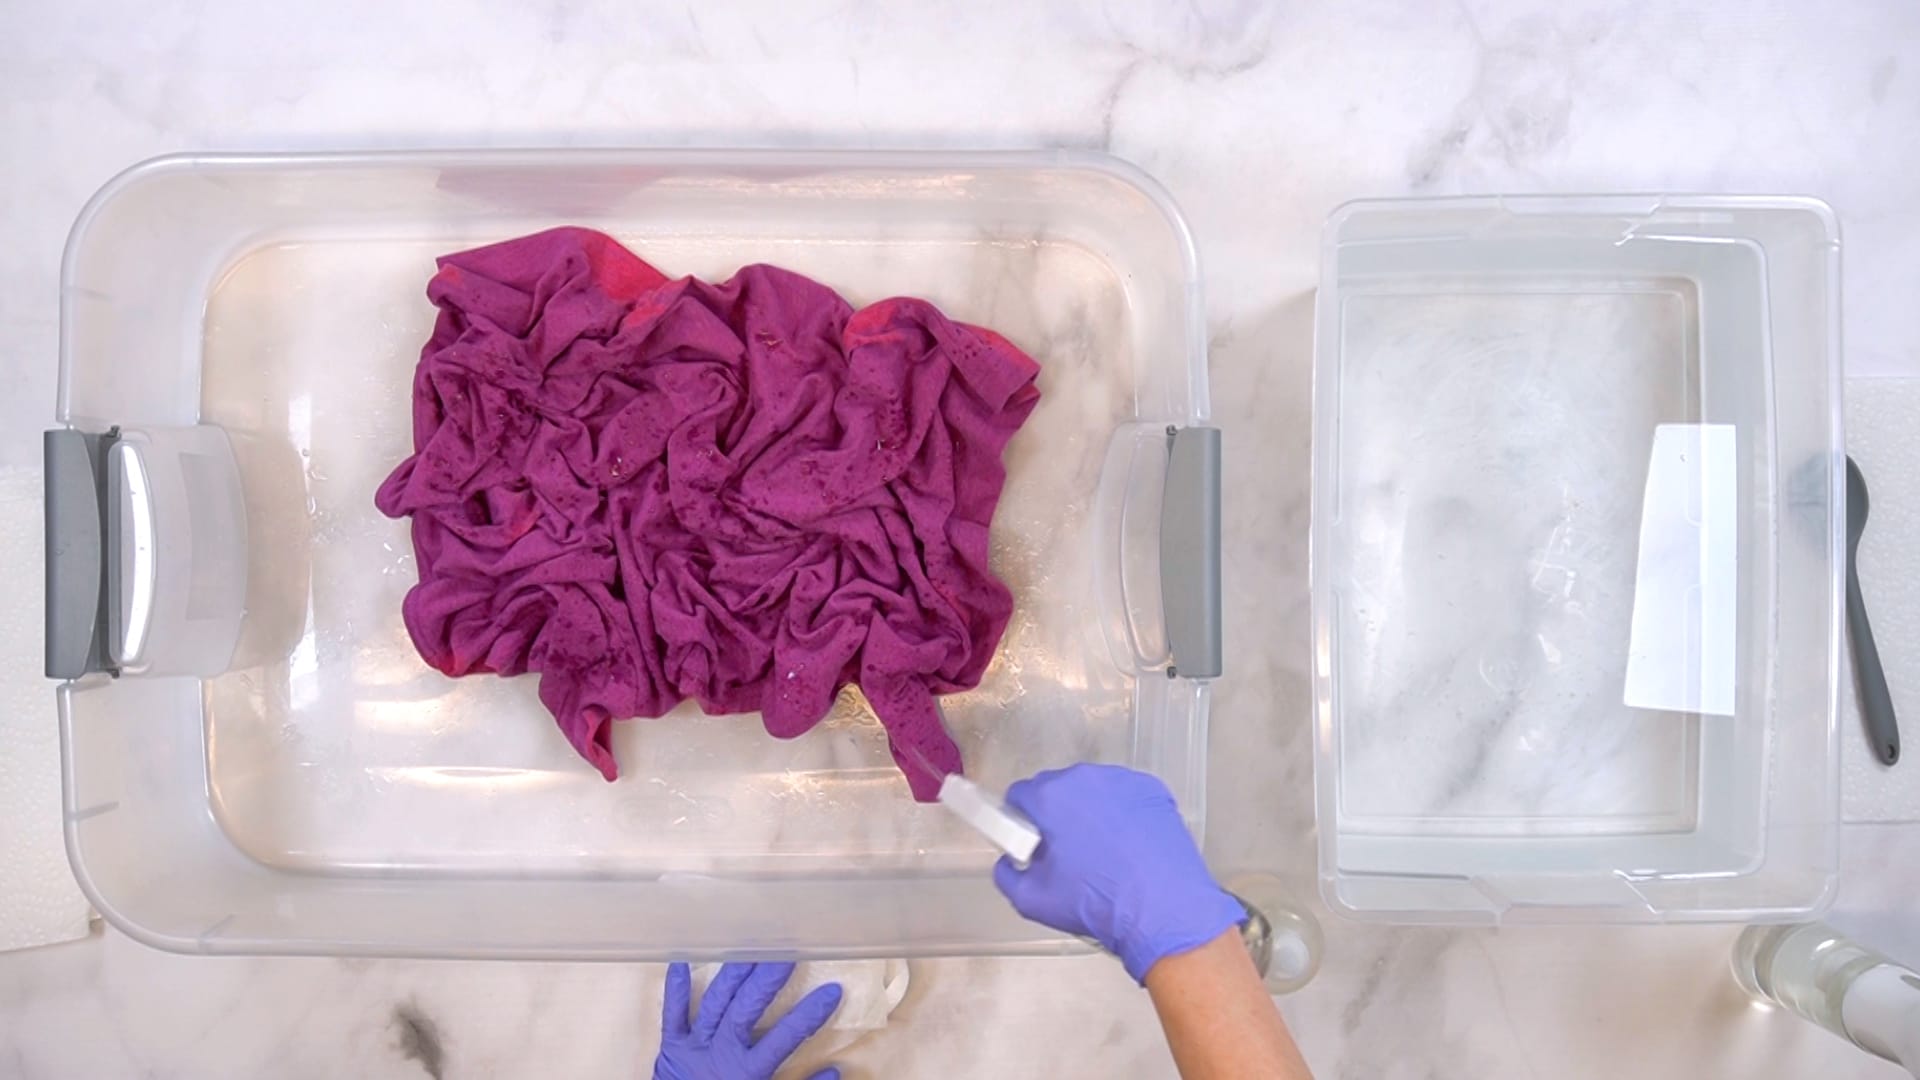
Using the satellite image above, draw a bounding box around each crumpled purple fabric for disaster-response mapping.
[374,227,1040,800]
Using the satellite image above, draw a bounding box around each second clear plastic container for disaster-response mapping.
[49,150,1217,958]
[1312,196,1842,924]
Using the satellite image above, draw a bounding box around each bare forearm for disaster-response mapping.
[1144,930,1314,1080]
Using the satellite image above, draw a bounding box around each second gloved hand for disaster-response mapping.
[993,764,1247,984]
[654,961,842,1080]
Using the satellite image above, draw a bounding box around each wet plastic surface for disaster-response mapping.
[55,151,1212,957]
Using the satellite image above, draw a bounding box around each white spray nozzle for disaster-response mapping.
[937,774,1042,866]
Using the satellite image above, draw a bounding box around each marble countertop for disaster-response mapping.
[4,1,1920,1076]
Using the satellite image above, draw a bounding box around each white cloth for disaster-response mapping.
[691,959,910,1058]
[0,466,93,951]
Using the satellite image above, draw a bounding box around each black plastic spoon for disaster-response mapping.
[1846,456,1900,766]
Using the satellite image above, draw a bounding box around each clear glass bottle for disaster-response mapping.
[1225,872,1324,995]
[1732,922,1920,1076]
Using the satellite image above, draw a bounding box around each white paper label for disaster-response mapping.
[1623,423,1737,717]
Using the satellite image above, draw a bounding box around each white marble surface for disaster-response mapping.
[4,1,1920,1077]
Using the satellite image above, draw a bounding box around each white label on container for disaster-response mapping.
[1623,423,1737,718]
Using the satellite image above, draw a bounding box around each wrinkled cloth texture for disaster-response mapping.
[375,227,1040,799]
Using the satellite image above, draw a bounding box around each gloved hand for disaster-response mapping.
[653,961,843,1080]
[993,764,1247,984]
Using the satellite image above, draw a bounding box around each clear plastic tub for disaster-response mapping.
[47,150,1219,958]
[1312,196,1842,923]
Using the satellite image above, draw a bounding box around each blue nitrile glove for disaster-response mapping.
[653,961,843,1080]
[993,763,1247,984]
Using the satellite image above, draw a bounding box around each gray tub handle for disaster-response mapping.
[1161,426,1222,680]
[45,428,116,679]
[43,425,248,679]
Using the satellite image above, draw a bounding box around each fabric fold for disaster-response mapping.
[376,227,1039,800]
